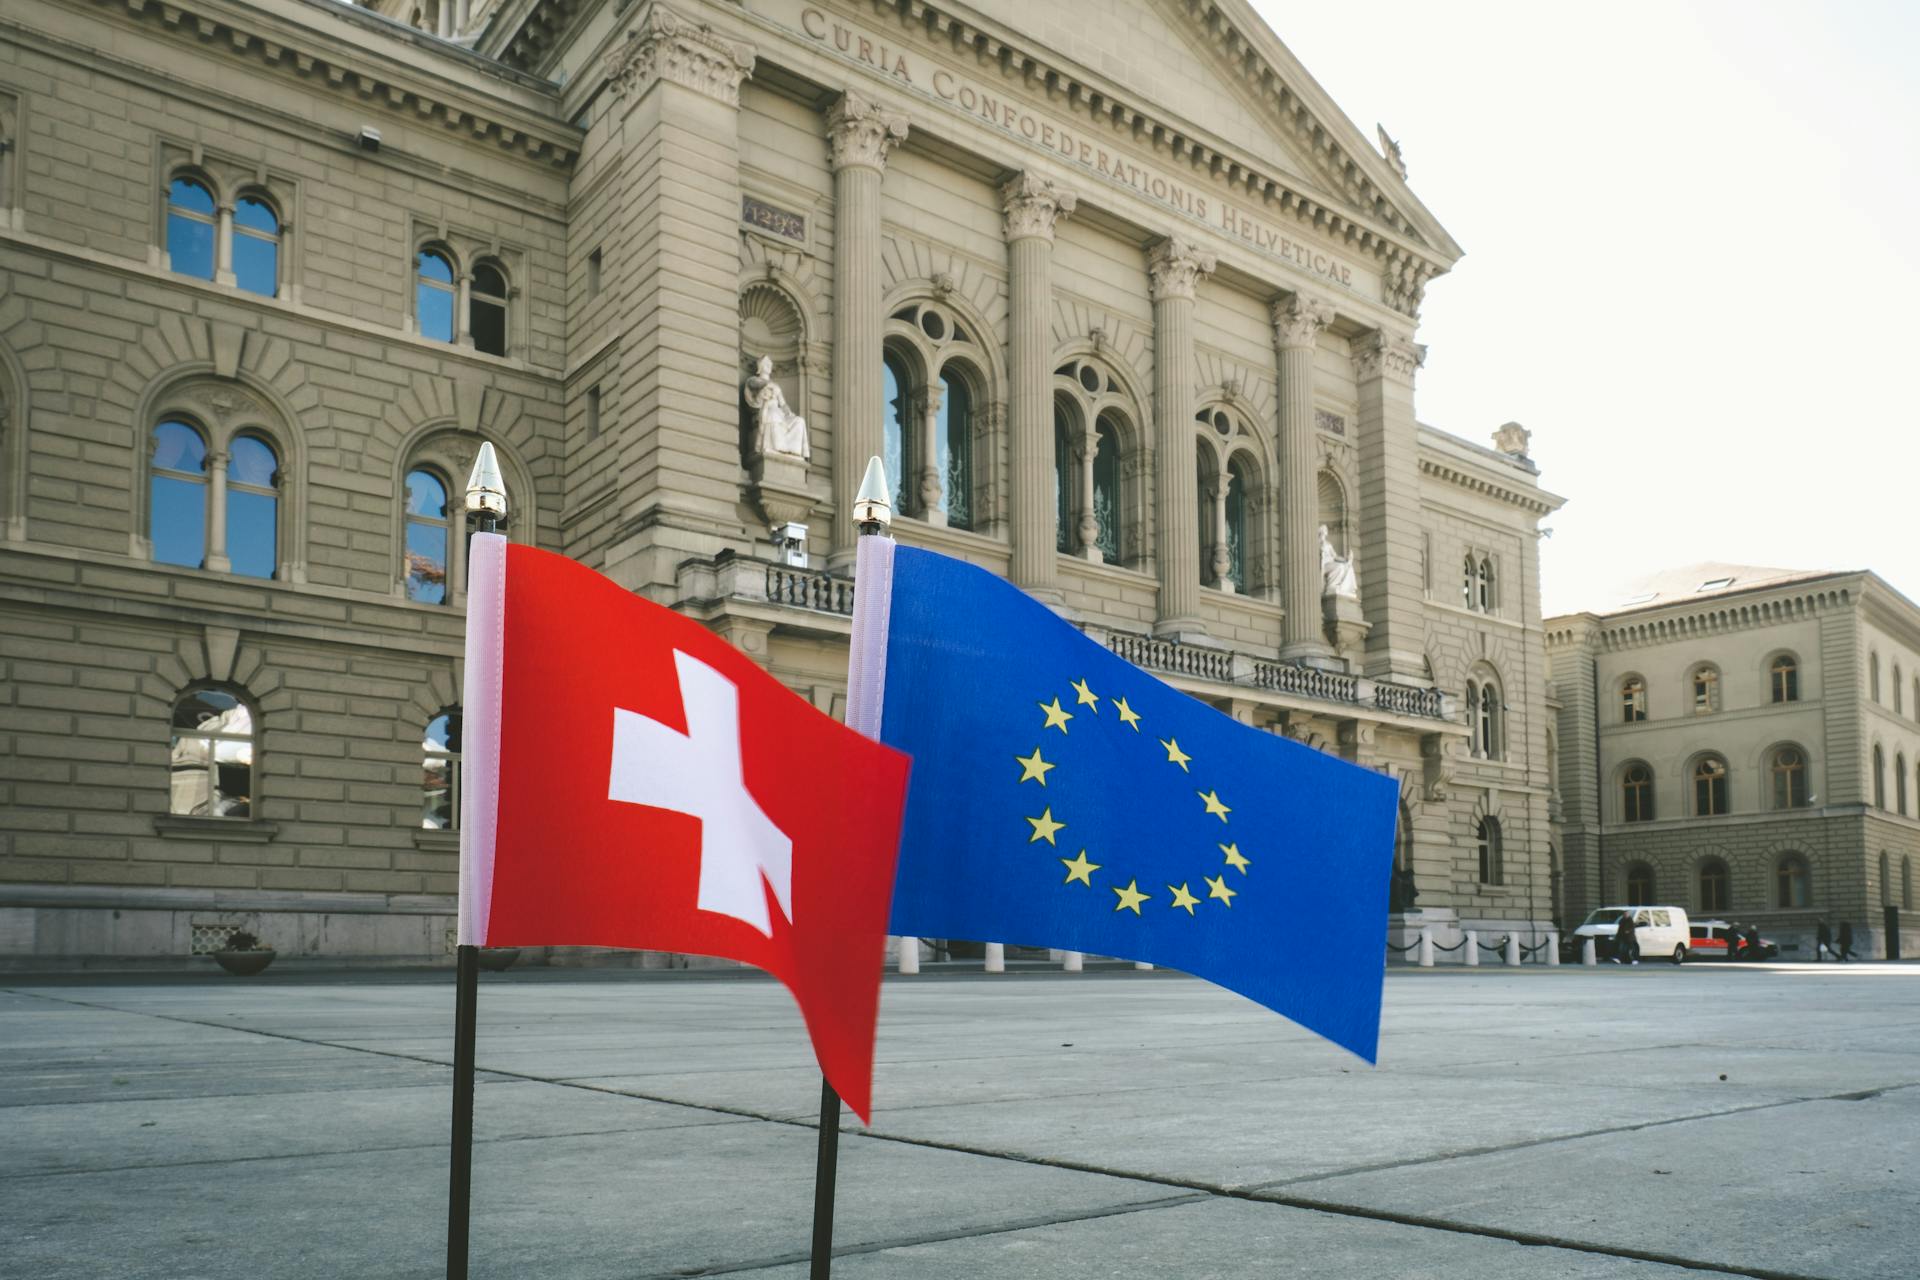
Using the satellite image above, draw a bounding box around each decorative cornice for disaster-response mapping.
[605,5,755,108]
[1578,585,1855,655]
[1417,456,1556,516]
[1146,236,1216,303]
[1000,171,1077,243]
[825,89,909,172]
[1351,330,1425,382]
[1269,293,1334,350]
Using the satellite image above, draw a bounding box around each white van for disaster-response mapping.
[1571,906,1693,965]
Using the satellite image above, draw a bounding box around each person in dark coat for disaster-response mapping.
[1816,918,1833,962]
[1837,920,1855,962]
[1614,910,1639,965]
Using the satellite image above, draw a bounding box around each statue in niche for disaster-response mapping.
[743,354,810,460]
[1320,523,1358,599]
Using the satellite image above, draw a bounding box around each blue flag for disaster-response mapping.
[877,545,1400,1061]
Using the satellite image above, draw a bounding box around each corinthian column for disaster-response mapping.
[1271,293,1336,660]
[827,91,908,571]
[1353,329,1428,679]
[1002,172,1076,595]
[1146,236,1214,641]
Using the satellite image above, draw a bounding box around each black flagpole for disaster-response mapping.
[809,1078,843,1279]
[448,451,504,1280]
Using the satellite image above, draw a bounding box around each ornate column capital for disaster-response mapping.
[1351,330,1427,383]
[605,4,756,108]
[1270,293,1336,351]
[826,90,909,173]
[1000,172,1077,243]
[1146,237,1216,303]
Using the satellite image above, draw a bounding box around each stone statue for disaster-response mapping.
[1320,523,1358,599]
[743,355,810,460]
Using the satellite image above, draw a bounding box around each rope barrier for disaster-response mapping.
[1477,935,1510,953]
[1431,938,1467,953]
[1519,939,1552,957]
[1385,939,1421,955]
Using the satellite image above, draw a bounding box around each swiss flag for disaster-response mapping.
[458,535,910,1121]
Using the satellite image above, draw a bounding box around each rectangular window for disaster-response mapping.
[587,384,601,439]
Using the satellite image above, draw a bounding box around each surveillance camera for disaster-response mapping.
[357,126,382,152]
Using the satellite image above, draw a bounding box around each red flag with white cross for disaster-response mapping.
[457,534,910,1122]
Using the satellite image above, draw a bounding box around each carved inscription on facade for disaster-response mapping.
[742,196,805,242]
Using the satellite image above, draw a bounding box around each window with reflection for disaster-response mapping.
[1092,418,1120,563]
[882,351,911,514]
[1769,655,1798,703]
[1698,858,1729,913]
[1054,407,1074,553]
[232,195,279,297]
[1873,745,1887,809]
[1476,816,1503,886]
[404,469,451,604]
[937,371,973,529]
[1462,554,1475,608]
[1776,854,1810,909]
[151,421,208,569]
[1621,676,1647,722]
[417,249,456,343]
[226,434,279,579]
[167,178,217,280]
[1770,746,1809,810]
[170,688,254,818]
[470,261,508,356]
[1225,455,1251,593]
[1622,763,1654,822]
[1691,665,1720,714]
[1693,756,1728,816]
[1625,862,1654,907]
[423,708,461,830]
[1478,556,1495,612]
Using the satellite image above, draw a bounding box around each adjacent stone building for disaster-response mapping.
[1548,564,1920,959]
[0,0,1560,967]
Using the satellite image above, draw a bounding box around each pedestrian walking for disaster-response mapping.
[1837,920,1855,962]
[1816,918,1833,962]
[1615,910,1640,965]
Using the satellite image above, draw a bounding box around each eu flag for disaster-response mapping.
[878,545,1400,1061]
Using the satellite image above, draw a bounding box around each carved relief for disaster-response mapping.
[1351,331,1426,382]
[605,5,755,108]
[826,90,909,172]
[1270,294,1335,350]
[1000,171,1077,242]
[1145,236,1216,303]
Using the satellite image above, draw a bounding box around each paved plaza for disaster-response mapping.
[3,962,1917,1279]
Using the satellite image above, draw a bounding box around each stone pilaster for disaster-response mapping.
[593,4,757,593]
[1146,236,1214,640]
[1271,293,1335,660]
[204,449,230,573]
[827,90,908,571]
[1002,172,1076,594]
[1352,329,1428,679]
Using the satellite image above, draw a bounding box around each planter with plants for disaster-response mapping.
[212,930,276,976]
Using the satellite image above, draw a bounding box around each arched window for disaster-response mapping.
[226,434,280,580]
[1898,666,1907,715]
[1621,676,1647,723]
[1775,854,1810,909]
[170,687,254,818]
[1871,650,1882,702]
[1478,556,1496,612]
[1462,554,1476,609]
[1224,455,1252,593]
[166,177,217,280]
[1622,763,1655,822]
[469,260,508,356]
[882,350,912,515]
[1873,745,1887,809]
[1690,664,1720,715]
[404,469,452,604]
[1476,816,1503,885]
[232,194,280,297]
[1625,862,1654,906]
[1053,405,1074,553]
[151,421,209,569]
[936,368,973,530]
[1470,675,1503,760]
[1900,753,1910,816]
[1905,856,1914,911]
[416,248,457,343]
[423,708,461,829]
[1769,747,1809,810]
[1883,851,1894,907]
[1092,416,1120,562]
[1769,654,1799,703]
[1693,755,1729,817]
[1698,858,1729,912]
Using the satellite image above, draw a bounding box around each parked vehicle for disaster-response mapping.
[1690,919,1779,961]
[1571,906,1693,964]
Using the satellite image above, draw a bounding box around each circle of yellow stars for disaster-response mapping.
[1015,676,1251,919]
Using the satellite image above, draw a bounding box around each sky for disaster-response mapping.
[1247,0,1920,616]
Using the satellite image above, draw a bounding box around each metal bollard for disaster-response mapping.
[984,942,1005,973]
[897,935,919,975]
[1582,937,1597,967]
[1464,929,1479,967]
[1546,931,1560,967]
[1418,927,1434,968]
[1063,950,1083,972]
[1505,935,1521,967]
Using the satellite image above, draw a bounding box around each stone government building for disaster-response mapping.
[1549,565,1920,960]
[0,0,1562,967]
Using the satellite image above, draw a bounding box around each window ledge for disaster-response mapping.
[153,815,279,843]
[414,828,459,851]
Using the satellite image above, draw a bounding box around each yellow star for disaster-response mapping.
[1039,697,1073,734]
[1025,807,1065,845]
[1060,849,1100,886]
[1206,874,1237,907]
[1014,747,1055,786]
[1198,789,1231,822]
[1160,737,1191,771]
[1220,842,1251,874]
[1112,879,1149,914]
[1114,697,1142,731]
[1167,882,1200,915]
[1071,678,1100,712]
